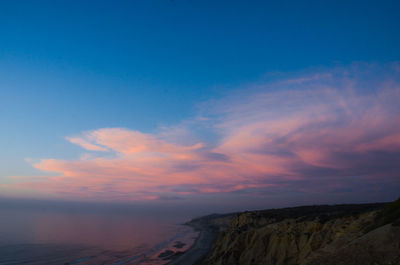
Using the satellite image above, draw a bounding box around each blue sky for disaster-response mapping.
[1,0,399,205]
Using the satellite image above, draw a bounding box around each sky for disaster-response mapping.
[1,0,400,211]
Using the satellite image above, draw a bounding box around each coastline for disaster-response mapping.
[164,202,394,265]
[184,202,400,265]
[165,214,233,265]
[165,223,218,265]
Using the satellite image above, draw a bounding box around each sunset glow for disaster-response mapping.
[4,64,400,202]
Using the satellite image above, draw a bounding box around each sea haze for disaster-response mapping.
[0,199,198,265]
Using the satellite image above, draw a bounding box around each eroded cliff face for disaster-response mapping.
[197,203,400,265]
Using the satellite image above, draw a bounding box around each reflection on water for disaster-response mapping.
[0,200,198,265]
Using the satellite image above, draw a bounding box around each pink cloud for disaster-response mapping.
[5,63,400,201]
[66,136,108,152]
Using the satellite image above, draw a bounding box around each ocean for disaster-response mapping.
[0,200,199,265]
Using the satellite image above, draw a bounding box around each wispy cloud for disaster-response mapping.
[5,63,400,201]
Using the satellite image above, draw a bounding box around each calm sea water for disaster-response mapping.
[0,200,198,265]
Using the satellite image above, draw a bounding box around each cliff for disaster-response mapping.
[196,200,400,265]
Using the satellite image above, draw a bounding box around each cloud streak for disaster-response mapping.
[5,63,400,202]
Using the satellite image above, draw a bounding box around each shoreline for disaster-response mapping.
[165,213,235,265]
[165,221,220,265]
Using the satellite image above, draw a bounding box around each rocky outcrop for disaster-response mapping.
[197,201,400,265]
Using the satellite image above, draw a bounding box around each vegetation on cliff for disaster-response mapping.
[373,197,400,228]
[195,201,400,265]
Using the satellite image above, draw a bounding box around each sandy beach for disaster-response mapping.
[166,224,218,265]
[165,213,234,265]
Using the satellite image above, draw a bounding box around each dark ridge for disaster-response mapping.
[189,213,237,223]
[238,203,387,224]
[366,198,400,231]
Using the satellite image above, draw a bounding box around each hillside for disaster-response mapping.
[194,200,400,265]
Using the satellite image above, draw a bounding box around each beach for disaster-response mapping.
[165,213,235,265]
[166,223,218,265]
